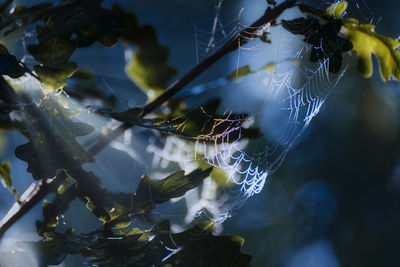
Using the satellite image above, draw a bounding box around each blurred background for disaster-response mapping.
[0,0,400,266]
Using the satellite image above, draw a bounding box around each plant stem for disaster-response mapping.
[0,0,298,237]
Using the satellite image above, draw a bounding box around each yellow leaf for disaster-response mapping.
[326,1,348,18]
[227,65,252,81]
[262,62,276,73]
[34,62,77,93]
[343,20,400,81]
[107,203,131,229]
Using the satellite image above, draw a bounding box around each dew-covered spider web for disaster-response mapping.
[145,1,349,227]
[0,0,383,266]
[10,0,361,235]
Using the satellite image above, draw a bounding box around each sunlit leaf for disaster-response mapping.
[34,62,77,91]
[113,4,177,98]
[28,37,77,91]
[342,20,400,81]
[125,49,177,99]
[325,0,348,18]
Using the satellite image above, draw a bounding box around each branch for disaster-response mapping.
[0,0,298,237]
[0,172,66,238]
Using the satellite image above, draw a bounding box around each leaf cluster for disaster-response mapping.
[20,220,251,267]
[282,17,353,73]
[27,167,251,267]
[0,0,176,93]
[295,0,400,82]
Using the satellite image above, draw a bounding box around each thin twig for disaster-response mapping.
[0,0,298,237]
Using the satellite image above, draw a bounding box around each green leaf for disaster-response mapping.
[342,20,400,81]
[4,1,176,95]
[135,168,213,204]
[28,37,76,66]
[103,203,132,229]
[104,168,212,229]
[28,37,77,91]
[34,62,77,91]
[113,4,177,98]
[125,49,177,99]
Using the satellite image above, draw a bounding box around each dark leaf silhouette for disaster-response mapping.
[282,17,353,73]
[19,220,251,267]
[104,168,212,229]
[14,97,94,180]
[0,44,36,79]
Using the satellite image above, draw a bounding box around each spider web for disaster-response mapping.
[0,1,377,266]
[194,0,244,63]
[145,2,349,227]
